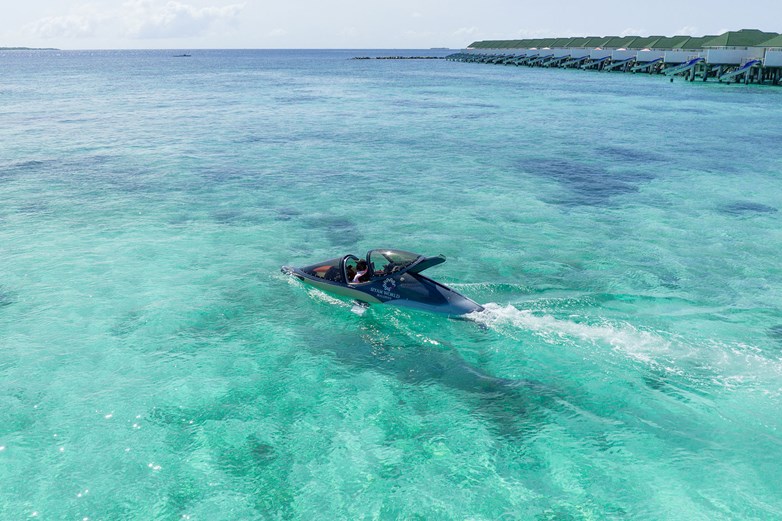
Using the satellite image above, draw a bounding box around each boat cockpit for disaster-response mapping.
[300,249,427,285]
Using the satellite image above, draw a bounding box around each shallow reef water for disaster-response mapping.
[1,49,781,520]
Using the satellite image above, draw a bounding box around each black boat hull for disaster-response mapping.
[282,266,484,316]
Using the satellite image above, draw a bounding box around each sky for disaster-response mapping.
[2,0,781,50]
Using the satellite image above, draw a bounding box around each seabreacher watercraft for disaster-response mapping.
[281,249,484,316]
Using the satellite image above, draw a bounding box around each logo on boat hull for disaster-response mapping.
[370,278,400,300]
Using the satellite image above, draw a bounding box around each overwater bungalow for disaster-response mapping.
[446,28,782,85]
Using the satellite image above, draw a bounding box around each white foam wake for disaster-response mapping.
[471,304,782,392]
[306,288,350,308]
[282,273,351,308]
[470,302,672,364]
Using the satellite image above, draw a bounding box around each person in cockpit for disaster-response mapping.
[352,260,370,283]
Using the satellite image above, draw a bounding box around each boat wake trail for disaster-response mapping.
[470,303,782,393]
[470,303,672,365]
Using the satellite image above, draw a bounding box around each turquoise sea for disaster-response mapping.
[2,49,782,520]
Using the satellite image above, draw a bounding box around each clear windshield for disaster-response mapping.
[368,249,421,278]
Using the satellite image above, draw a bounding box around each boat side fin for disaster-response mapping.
[407,255,446,274]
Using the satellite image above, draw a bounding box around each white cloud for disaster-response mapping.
[268,28,288,38]
[123,1,245,39]
[516,28,555,39]
[453,27,479,37]
[403,29,434,41]
[24,14,97,39]
[674,26,699,36]
[620,28,644,37]
[339,26,359,38]
[21,1,245,42]
[411,12,423,19]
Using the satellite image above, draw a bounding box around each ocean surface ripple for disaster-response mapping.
[1,49,781,520]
